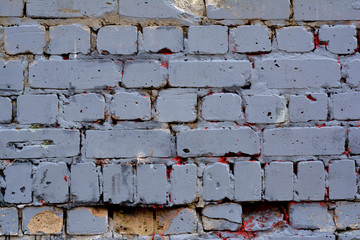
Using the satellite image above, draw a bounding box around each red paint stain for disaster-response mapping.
[62,55,69,60]
[152,205,162,209]
[248,57,255,69]
[337,56,342,70]
[233,46,237,53]
[40,200,45,205]
[306,94,317,101]
[313,33,329,49]
[172,156,183,165]
[161,61,168,68]
[166,165,173,179]
[157,48,173,55]
[324,187,329,201]
[316,123,326,128]
[218,157,228,164]
[344,147,351,157]
[64,176,68,182]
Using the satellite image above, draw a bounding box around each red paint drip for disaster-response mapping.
[316,123,326,128]
[218,157,228,164]
[166,166,173,179]
[248,57,254,69]
[152,205,162,209]
[344,147,351,157]
[306,94,317,101]
[157,48,173,55]
[62,55,69,60]
[161,61,168,68]
[313,32,328,49]
[337,56,342,70]
[40,200,45,205]
[64,176,68,182]
[172,156,182,165]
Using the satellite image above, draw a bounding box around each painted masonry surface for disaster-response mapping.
[0,0,360,239]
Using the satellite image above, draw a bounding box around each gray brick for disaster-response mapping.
[0,60,25,91]
[17,94,58,124]
[234,161,261,201]
[177,128,260,157]
[349,128,360,154]
[170,164,197,205]
[4,162,32,204]
[27,0,117,17]
[203,163,231,201]
[295,161,325,201]
[348,59,360,87]
[243,205,284,231]
[156,91,197,122]
[0,97,12,123]
[202,217,239,231]
[276,27,314,53]
[329,160,356,200]
[156,208,198,235]
[67,207,107,235]
[188,26,228,54]
[0,0,23,16]
[332,92,360,120]
[201,93,242,121]
[245,95,287,124]
[264,162,293,201]
[22,207,63,235]
[203,203,242,223]
[70,163,100,203]
[259,233,335,240]
[335,202,360,230]
[86,130,174,158]
[294,0,360,20]
[122,60,167,88]
[4,25,45,55]
[29,59,121,89]
[141,26,183,53]
[103,164,134,204]
[97,26,137,55]
[338,230,360,240]
[33,162,69,204]
[290,203,334,230]
[263,127,345,156]
[230,26,271,53]
[64,93,105,122]
[0,208,18,235]
[137,164,167,204]
[0,128,80,159]
[206,0,290,20]
[289,93,328,122]
[169,60,251,88]
[47,24,90,54]
[319,25,357,54]
[111,92,151,120]
[259,58,341,88]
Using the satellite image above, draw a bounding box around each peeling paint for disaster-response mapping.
[27,209,62,234]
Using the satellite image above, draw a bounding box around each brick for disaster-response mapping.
[64,93,105,122]
[203,203,242,224]
[156,208,198,235]
[119,0,204,20]
[203,163,231,201]
[319,25,357,54]
[289,93,328,122]
[113,208,154,235]
[156,91,197,122]
[47,24,90,54]
[0,0,23,16]
[22,207,63,235]
[97,26,137,55]
[141,26,183,53]
[290,203,334,230]
[29,59,121,89]
[295,161,325,201]
[230,26,271,53]
[0,128,80,159]
[67,207,107,235]
[86,130,174,158]
[245,95,287,124]
[202,217,239,231]
[338,230,360,240]
[4,162,32,203]
[348,59,360,87]
[137,164,167,204]
[170,164,197,205]
[169,60,251,87]
[0,208,18,235]
[0,60,25,91]
[27,0,117,17]
[264,162,293,201]
[294,0,360,21]
[103,164,134,204]
[329,160,356,200]
[276,27,314,53]
[243,205,284,231]
[332,92,360,120]
[111,92,151,120]
[170,234,218,240]
[188,26,228,54]
[17,94,58,124]
[70,163,100,203]
[33,162,69,204]
[4,25,45,55]
[259,58,341,88]
[263,127,345,156]
[259,233,335,240]
[206,0,290,20]
[335,202,360,229]
[0,97,12,123]
[201,93,242,121]
[234,161,261,201]
[349,128,360,154]
[122,60,167,88]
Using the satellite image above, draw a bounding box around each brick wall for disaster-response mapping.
[0,0,360,239]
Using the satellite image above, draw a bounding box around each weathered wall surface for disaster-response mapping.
[0,0,359,239]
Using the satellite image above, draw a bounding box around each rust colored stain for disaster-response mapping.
[89,208,107,218]
[113,208,154,235]
[306,94,317,101]
[27,209,62,234]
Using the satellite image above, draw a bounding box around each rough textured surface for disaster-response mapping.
[67,207,107,235]
[23,207,63,235]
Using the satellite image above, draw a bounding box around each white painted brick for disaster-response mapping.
[97,26,137,55]
[188,25,228,54]
[111,92,151,120]
[0,97,12,123]
[17,95,58,124]
[332,92,360,120]
[201,93,242,121]
[289,93,328,122]
[231,25,271,53]
[0,0,23,16]
[141,26,183,53]
[264,162,294,201]
[0,60,25,91]
[319,25,357,54]
[329,160,356,200]
[276,27,314,53]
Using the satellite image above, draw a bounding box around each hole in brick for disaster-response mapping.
[267,112,272,116]
[20,187,25,193]
[183,148,190,153]
[46,181,51,185]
